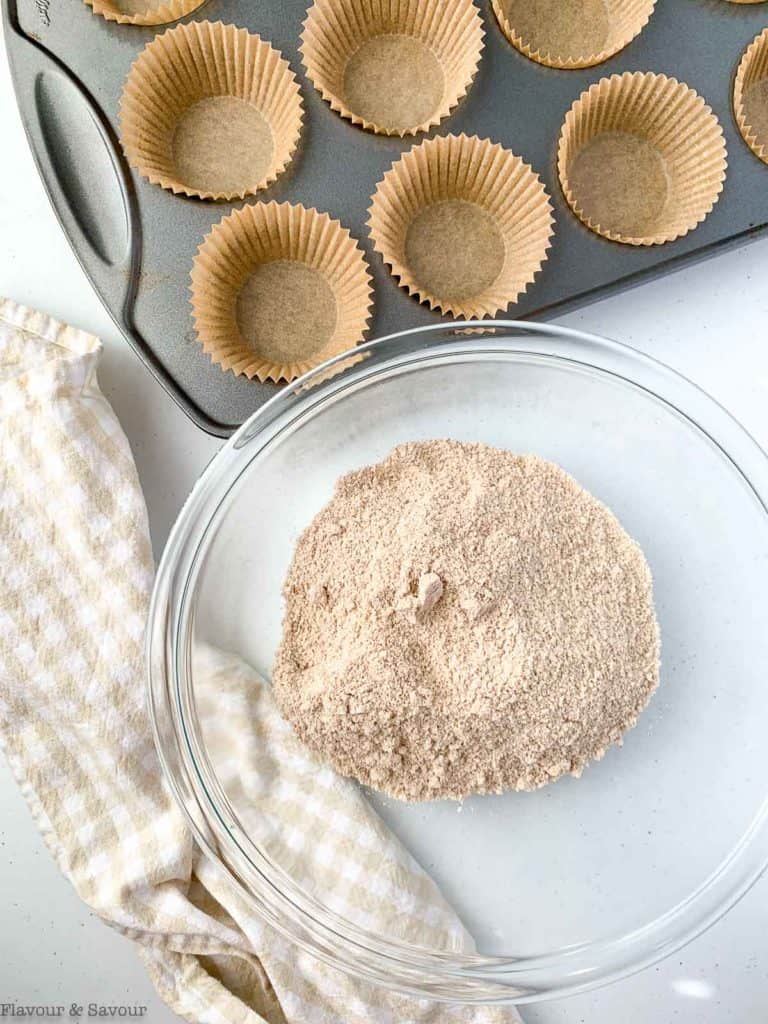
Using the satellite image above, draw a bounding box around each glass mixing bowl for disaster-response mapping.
[147,322,768,1004]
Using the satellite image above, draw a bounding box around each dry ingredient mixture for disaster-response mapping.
[273,440,660,802]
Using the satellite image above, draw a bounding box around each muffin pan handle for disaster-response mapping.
[34,72,131,271]
[5,0,131,282]
[2,0,229,435]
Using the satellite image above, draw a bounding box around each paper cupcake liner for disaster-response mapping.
[558,72,727,246]
[734,29,768,164]
[491,0,656,69]
[300,0,483,136]
[83,0,205,26]
[119,21,303,201]
[190,202,373,383]
[368,134,554,318]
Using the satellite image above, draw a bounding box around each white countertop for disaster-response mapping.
[1,26,767,1022]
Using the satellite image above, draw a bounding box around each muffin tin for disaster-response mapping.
[4,0,768,435]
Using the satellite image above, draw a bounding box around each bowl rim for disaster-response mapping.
[147,319,768,1004]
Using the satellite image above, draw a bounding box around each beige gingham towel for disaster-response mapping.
[0,300,522,1024]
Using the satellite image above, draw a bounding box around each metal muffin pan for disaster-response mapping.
[4,0,768,436]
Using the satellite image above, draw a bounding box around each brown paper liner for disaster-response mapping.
[83,0,204,26]
[368,134,554,318]
[734,29,768,164]
[119,22,303,201]
[300,0,483,136]
[190,202,373,383]
[491,0,656,69]
[558,72,727,246]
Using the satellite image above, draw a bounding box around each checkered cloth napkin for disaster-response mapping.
[0,300,522,1024]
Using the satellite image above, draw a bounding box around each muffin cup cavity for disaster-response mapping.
[190,202,373,383]
[491,0,656,69]
[368,133,554,318]
[119,21,303,201]
[734,28,768,165]
[83,0,205,27]
[301,0,484,136]
[558,72,727,245]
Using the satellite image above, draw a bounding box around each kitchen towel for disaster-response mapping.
[0,299,522,1024]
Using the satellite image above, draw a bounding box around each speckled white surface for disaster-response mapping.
[1,22,767,1021]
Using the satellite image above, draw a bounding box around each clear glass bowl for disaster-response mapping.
[147,322,768,1004]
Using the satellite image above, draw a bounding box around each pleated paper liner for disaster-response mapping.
[119,22,303,201]
[491,0,656,69]
[368,134,554,319]
[558,72,727,246]
[83,0,204,26]
[734,29,768,165]
[300,0,483,136]
[190,202,373,383]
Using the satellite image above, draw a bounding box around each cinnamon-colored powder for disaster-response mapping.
[273,440,660,802]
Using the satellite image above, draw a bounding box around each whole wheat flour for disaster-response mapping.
[273,440,660,802]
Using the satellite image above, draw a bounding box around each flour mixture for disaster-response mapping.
[273,440,660,802]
